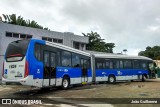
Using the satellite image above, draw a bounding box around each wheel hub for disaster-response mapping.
[63,79,68,88]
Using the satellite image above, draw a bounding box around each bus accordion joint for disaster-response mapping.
[24,61,29,78]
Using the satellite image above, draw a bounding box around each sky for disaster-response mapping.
[0,0,160,55]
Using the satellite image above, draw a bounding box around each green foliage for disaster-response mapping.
[82,31,115,53]
[138,46,160,60]
[1,14,49,30]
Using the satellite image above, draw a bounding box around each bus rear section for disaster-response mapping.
[2,40,31,85]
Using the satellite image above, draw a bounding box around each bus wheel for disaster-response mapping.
[142,74,146,82]
[108,75,116,84]
[62,76,70,89]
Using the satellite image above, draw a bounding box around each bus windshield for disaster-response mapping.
[5,40,30,62]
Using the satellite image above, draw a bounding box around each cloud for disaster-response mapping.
[0,0,160,55]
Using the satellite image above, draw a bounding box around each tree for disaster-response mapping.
[138,51,145,56]
[82,31,115,53]
[138,46,160,60]
[1,14,49,30]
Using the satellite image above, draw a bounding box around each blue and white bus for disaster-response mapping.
[2,39,156,89]
[93,54,154,83]
[2,39,92,89]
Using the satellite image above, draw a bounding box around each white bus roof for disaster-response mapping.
[94,54,152,61]
[46,41,91,57]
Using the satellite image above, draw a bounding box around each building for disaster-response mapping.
[154,60,160,67]
[0,22,89,79]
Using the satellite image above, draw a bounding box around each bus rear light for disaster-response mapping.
[8,54,22,57]
[24,61,29,78]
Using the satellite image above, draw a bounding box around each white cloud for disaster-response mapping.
[147,26,159,32]
[125,48,142,56]
[0,0,160,55]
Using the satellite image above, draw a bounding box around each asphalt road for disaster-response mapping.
[0,79,160,107]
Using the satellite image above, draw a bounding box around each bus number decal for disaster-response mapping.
[9,65,16,68]
[64,69,68,72]
[117,71,122,75]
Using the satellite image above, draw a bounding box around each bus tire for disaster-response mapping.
[62,76,70,89]
[108,75,116,84]
[142,74,146,82]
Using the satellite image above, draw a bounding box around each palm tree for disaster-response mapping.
[2,14,8,22]
[9,14,17,24]
[1,14,48,30]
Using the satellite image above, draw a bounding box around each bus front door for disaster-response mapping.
[81,59,88,83]
[43,51,56,86]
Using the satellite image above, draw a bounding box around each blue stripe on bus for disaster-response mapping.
[26,39,45,79]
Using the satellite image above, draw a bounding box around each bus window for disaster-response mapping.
[72,53,80,67]
[62,51,71,67]
[50,53,56,67]
[106,61,110,69]
[96,59,105,69]
[133,60,140,69]
[119,60,123,69]
[83,59,87,69]
[35,44,41,61]
[113,60,119,69]
[87,59,91,69]
[57,51,61,66]
[124,60,132,69]
[105,59,113,69]
[141,61,147,69]
[110,61,114,69]
[44,51,49,67]
[149,62,154,70]
[96,61,105,69]
[5,40,30,62]
[97,63,103,69]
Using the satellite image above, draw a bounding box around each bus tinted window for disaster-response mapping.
[50,53,56,67]
[44,51,49,67]
[96,62,105,69]
[96,59,105,69]
[72,53,80,67]
[35,44,41,61]
[133,60,140,69]
[110,61,114,69]
[57,51,61,66]
[124,60,132,69]
[62,51,71,66]
[106,61,110,69]
[119,60,123,69]
[105,59,113,69]
[141,61,147,69]
[6,40,30,61]
[83,59,87,69]
[113,60,119,69]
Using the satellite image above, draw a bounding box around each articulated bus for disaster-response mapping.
[2,39,92,89]
[2,39,156,89]
[93,54,154,83]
